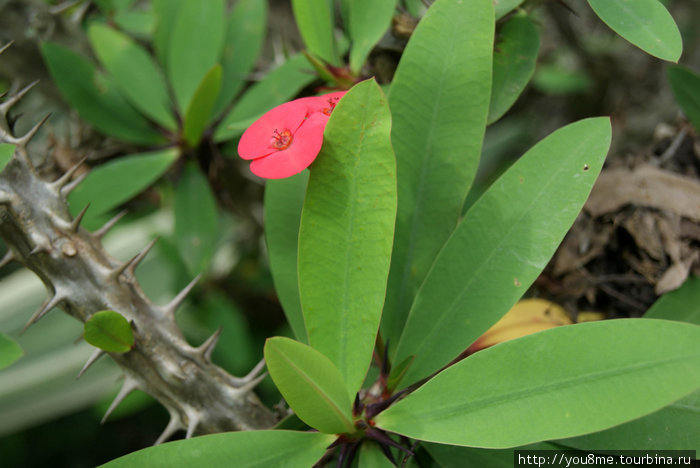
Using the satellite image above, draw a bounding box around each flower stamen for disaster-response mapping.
[270,129,293,150]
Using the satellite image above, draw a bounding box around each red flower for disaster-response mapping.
[238,91,347,179]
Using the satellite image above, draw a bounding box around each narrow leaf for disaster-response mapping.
[358,441,397,467]
[376,319,700,448]
[68,148,178,221]
[213,0,267,117]
[213,54,316,142]
[559,390,700,451]
[264,171,309,343]
[347,0,399,74]
[183,64,222,147]
[0,333,23,370]
[586,0,682,62]
[174,162,219,276]
[84,310,134,353]
[394,117,611,385]
[488,13,539,124]
[0,144,15,172]
[152,0,185,69]
[41,42,164,144]
[425,441,564,467]
[668,66,700,134]
[291,0,340,66]
[99,430,335,468]
[298,79,396,397]
[382,0,494,349]
[167,0,225,113]
[264,337,355,434]
[645,274,700,325]
[88,23,176,130]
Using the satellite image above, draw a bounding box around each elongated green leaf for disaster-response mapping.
[214,54,316,142]
[488,13,539,124]
[495,0,524,20]
[174,162,219,275]
[183,64,222,147]
[382,0,494,349]
[88,23,176,130]
[167,0,225,113]
[264,337,354,434]
[358,441,396,467]
[68,148,178,222]
[99,430,335,468]
[152,0,185,69]
[0,144,15,172]
[586,0,682,62]
[264,172,309,343]
[559,389,700,451]
[394,118,611,385]
[291,0,339,66]
[668,66,700,134]
[376,319,700,447]
[213,0,267,118]
[41,42,164,144]
[0,333,23,370]
[645,274,700,325]
[298,79,396,397]
[347,0,398,74]
[425,441,563,467]
[84,310,134,353]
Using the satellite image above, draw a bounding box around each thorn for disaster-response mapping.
[94,210,127,239]
[154,409,182,445]
[365,389,409,419]
[51,155,87,193]
[60,171,88,197]
[377,440,398,466]
[197,327,222,362]
[0,80,39,117]
[70,203,90,232]
[110,237,159,280]
[15,113,51,147]
[353,394,364,417]
[77,348,105,378]
[0,250,14,269]
[185,415,199,439]
[229,357,266,387]
[22,293,63,332]
[0,41,14,55]
[365,428,413,457]
[102,377,139,424]
[162,275,201,316]
[235,372,267,394]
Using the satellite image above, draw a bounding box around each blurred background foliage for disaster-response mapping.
[0,0,697,466]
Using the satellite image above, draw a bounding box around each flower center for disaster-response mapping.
[322,97,340,116]
[270,129,293,150]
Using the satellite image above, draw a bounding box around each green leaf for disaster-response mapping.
[291,0,340,66]
[264,337,355,434]
[668,66,700,134]
[488,13,539,124]
[114,9,155,39]
[376,319,700,447]
[645,274,700,325]
[167,0,225,113]
[84,310,134,353]
[0,333,23,370]
[88,23,176,130]
[183,64,222,147]
[99,430,335,468]
[152,0,185,69]
[298,79,396,397]
[213,0,267,118]
[586,0,682,62]
[358,441,396,467]
[41,42,164,145]
[174,162,219,276]
[264,172,309,343]
[68,148,178,222]
[347,0,398,74]
[213,53,317,142]
[382,0,494,349]
[425,441,563,467]
[559,389,700,451]
[0,143,15,172]
[495,0,525,20]
[394,117,611,386]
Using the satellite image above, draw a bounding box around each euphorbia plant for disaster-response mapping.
[99,0,698,466]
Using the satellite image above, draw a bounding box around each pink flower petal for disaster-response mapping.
[238,98,319,160]
[307,91,348,116]
[249,113,327,179]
